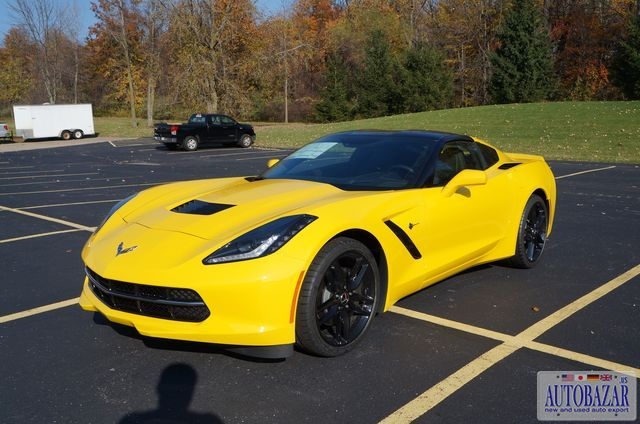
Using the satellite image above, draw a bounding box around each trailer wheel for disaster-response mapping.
[73,130,84,139]
[61,131,72,140]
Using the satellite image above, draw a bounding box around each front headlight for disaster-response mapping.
[203,214,317,264]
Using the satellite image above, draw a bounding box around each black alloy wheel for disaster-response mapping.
[296,237,380,357]
[508,193,548,268]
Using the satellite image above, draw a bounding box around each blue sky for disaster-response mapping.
[0,0,290,44]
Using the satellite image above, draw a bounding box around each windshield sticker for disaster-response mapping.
[288,142,337,159]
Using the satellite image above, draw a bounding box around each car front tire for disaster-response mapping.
[507,193,549,268]
[296,237,380,357]
[238,134,253,148]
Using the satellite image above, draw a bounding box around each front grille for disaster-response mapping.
[86,267,210,322]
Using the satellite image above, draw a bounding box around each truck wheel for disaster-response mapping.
[61,131,72,140]
[73,130,84,139]
[183,136,198,151]
[238,134,253,148]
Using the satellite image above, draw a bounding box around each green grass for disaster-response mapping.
[255,101,640,163]
[3,101,639,163]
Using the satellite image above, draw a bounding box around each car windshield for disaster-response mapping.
[261,132,438,190]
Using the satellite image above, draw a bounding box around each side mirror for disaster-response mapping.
[441,169,487,197]
[267,159,280,168]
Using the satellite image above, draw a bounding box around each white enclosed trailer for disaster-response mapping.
[13,104,95,140]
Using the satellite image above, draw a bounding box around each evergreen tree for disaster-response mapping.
[402,43,454,112]
[355,30,403,118]
[611,15,640,99]
[489,0,555,104]
[315,51,353,122]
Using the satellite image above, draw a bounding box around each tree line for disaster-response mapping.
[1,0,639,126]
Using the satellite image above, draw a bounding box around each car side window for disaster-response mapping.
[209,115,221,125]
[189,115,207,125]
[220,116,235,125]
[433,141,484,186]
[476,143,499,168]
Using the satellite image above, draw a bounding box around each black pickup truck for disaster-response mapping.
[154,113,256,151]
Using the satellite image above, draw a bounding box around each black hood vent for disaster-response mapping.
[171,200,234,215]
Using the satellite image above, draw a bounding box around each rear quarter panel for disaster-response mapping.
[490,153,557,260]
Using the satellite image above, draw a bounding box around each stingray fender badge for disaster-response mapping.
[116,242,138,257]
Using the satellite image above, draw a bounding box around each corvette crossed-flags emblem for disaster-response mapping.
[116,242,138,257]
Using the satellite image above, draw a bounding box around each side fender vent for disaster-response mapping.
[384,220,422,259]
[499,163,521,170]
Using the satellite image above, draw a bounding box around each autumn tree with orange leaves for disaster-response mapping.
[88,0,146,127]
[1,0,638,120]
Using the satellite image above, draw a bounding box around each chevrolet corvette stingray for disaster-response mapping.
[79,130,556,357]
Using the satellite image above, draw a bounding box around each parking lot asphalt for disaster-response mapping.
[1,138,638,423]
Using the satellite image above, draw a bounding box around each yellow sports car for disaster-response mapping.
[80,130,556,358]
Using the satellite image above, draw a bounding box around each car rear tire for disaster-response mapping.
[183,136,198,151]
[73,130,84,139]
[238,134,253,148]
[507,194,548,268]
[296,237,380,357]
[61,131,72,140]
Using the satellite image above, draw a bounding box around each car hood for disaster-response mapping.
[122,177,369,241]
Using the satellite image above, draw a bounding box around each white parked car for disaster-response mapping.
[0,123,12,139]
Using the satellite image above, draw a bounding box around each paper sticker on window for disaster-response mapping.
[288,142,337,159]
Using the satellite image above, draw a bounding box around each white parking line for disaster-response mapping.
[555,165,616,179]
[0,298,79,324]
[19,199,119,210]
[0,172,98,180]
[0,205,95,231]
[0,229,88,244]
[381,263,640,423]
[0,169,64,175]
[388,307,639,375]
[0,182,160,196]
[0,165,36,170]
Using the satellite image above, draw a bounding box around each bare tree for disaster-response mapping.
[9,0,65,103]
[92,0,141,128]
[166,0,258,115]
[60,1,83,103]
[141,0,167,126]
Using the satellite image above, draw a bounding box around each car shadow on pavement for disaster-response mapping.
[119,362,224,424]
[91,313,285,363]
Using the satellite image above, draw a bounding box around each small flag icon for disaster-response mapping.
[562,374,574,382]
[587,374,600,381]
[600,374,613,381]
